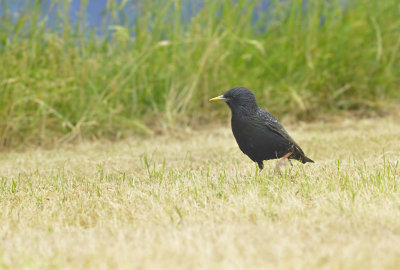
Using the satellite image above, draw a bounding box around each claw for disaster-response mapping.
[274,152,292,174]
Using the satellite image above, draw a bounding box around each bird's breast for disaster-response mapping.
[231,117,259,151]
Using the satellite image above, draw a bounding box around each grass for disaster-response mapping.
[1,0,400,148]
[0,116,399,269]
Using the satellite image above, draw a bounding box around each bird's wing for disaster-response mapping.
[260,110,305,154]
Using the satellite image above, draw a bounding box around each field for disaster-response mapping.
[1,115,399,269]
[1,0,400,268]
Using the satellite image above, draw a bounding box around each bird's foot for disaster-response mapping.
[256,167,263,177]
[274,152,292,175]
[274,161,290,174]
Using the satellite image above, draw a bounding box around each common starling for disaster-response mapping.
[210,87,314,172]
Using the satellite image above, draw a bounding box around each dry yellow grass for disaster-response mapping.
[0,116,399,269]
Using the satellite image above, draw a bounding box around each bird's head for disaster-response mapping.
[209,87,258,114]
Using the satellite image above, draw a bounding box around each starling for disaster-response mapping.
[210,87,314,172]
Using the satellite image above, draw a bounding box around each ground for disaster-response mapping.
[0,116,399,269]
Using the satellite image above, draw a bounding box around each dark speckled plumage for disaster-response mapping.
[212,87,314,170]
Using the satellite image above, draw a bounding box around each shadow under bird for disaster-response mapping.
[210,87,314,172]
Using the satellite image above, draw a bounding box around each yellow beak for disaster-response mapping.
[209,95,226,102]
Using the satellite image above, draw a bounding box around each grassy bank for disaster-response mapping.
[1,0,399,148]
[0,116,399,269]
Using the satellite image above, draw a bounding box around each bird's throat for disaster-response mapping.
[230,104,257,120]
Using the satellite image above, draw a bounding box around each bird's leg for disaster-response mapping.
[274,152,292,174]
[257,161,264,177]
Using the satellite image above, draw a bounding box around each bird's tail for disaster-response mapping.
[301,155,314,164]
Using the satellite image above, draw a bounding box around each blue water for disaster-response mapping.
[1,0,107,25]
[0,0,206,26]
[1,0,334,39]
[0,0,273,29]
